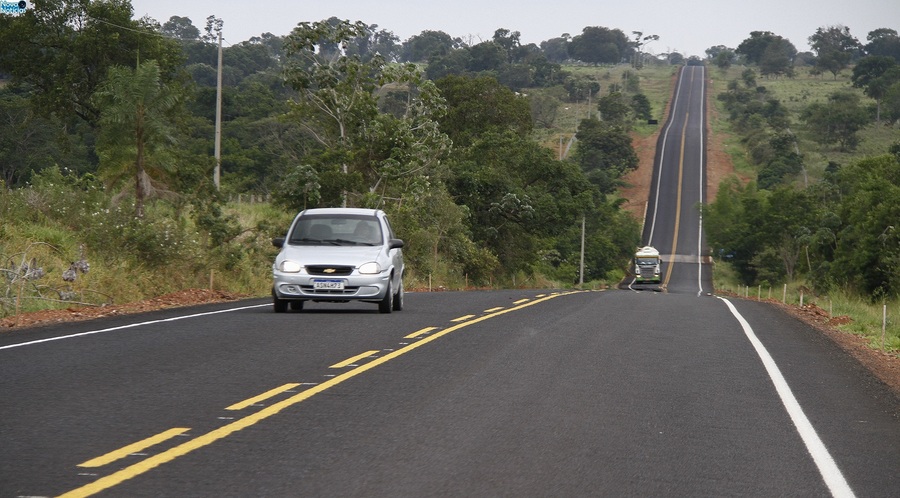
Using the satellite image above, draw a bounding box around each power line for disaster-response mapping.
[87,14,233,47]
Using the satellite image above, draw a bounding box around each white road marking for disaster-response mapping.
[0,304,270,351]
[719,297,855,498]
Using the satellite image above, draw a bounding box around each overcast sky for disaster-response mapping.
[130,0,898,57]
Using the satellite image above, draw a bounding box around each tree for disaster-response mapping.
[759,37,797,78]
[833,154,900,296]
[631,93,652,121]
[737,31,794,65]
[0,0,184,127]
[597,91,632,126]
[161,16,200,40]
[568,26,631,64]
[809,25,862,79]
[540,36,569,63]
[93,61,183,218]
[282,19,451,208]
[852,56,900,121]
[800,90,870,152]
[864,28,900,61]
[434,75,532,147]
[882,79,900,124]
[468,41,507,72]
[711,48,736,70]
[400,30,459,62]
[573,118,638,193]
[630,31,659,69]
[345,24,400,63]
[0,92,62,187]
[282,20,379,205]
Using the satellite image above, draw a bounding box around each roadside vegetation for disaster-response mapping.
[704,28,900,352]
[1,3,897,355]
[2,4,671,318]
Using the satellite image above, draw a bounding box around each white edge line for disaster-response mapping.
[0,303,270,351]
[718,297,855,498]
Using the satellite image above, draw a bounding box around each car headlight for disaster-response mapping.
[358,262,381,274]
[280,260,303,273]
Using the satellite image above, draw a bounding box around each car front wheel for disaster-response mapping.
[379,280,393,314]
[392,277,404,311]
[273,292,288,313]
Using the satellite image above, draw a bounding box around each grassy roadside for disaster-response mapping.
[705,65,899,354]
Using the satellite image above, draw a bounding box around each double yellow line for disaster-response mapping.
[60,291,582,497]
[661,111,689,289]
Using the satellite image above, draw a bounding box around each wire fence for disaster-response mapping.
[719,283,897,352]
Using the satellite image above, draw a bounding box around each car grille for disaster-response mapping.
[306,265,354,276]
[639,268,655,278]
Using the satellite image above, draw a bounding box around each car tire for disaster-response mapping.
[392,277,403,311]
[273,293,288,313]
[378,280,393,314]
[290,301,304,311]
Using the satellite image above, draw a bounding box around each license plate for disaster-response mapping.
[313,279,344,290]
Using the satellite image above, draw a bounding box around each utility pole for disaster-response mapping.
[579,215,585,286]
[214,28,223,190]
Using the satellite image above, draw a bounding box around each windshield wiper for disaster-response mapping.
[290,237,340,245]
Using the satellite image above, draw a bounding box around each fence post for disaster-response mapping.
[783,284,787,304]
[883,304,887,351]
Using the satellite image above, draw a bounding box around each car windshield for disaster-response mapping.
[288,215,383,246]
[636,258,658,265]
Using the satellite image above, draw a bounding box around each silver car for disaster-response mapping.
[271,208,405,313]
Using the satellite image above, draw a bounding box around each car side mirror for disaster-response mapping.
[272,237,285,248]
[388,239,404,249]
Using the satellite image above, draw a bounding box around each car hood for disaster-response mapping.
[278,244,390,266]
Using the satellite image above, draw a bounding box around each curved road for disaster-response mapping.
[1,66,898,497]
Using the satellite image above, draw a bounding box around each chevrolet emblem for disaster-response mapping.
[323,268,336,273]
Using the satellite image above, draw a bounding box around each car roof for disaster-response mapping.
[299,208,382,217]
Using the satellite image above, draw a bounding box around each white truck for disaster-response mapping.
[634,246,661,284]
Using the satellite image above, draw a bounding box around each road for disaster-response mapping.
[1,66,898,497]
[633,64,710,295]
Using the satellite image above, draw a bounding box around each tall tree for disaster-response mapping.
[759,38,797,78]
[0,92,62,187]
[851,56,900,121]
[809,25,862,79]
[864,28,900,61]
[568,26,631,64]
[434,74,532,147]
[400,30,460,62]
[282,20,378,205]
[282,19,450,208]
[93,61,183,218]
[0,0,184,127]
[573,117,638,193]
[161,16,200,40]
[833,154,900,296]
[540,35,570,63]
[800,90,869,152]
[736,31,797,78]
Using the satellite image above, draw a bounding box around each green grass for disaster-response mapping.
[531,63,678,148]
[713,260,900,354]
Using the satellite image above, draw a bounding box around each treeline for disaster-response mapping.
[0,2,660,297]
[706,28,900,299]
